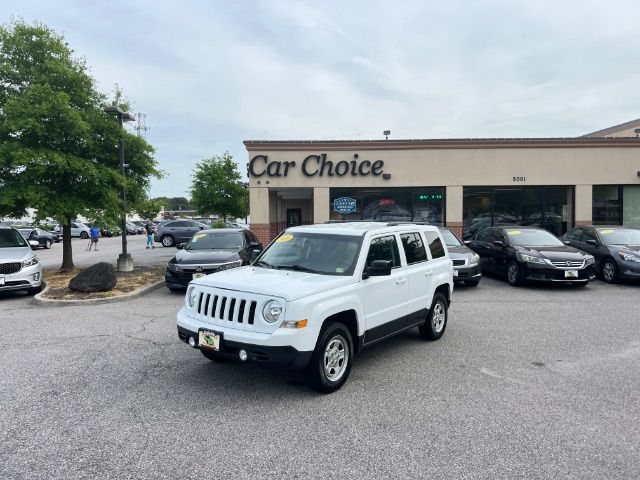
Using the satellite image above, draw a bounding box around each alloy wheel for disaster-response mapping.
[431,301,446,333]
[323,335,348,382]
[603,261,616,283]
[508,264,519,284]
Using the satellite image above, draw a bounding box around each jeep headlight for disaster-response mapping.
[262,300,283,323]
[468,253,480,265]
[186,286,199,308]
[585,255,595,265]
[22,256,39,268]
[619,252,640,263]
[517,253,546,265]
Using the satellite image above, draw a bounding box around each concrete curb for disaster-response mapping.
[32,279,166,307]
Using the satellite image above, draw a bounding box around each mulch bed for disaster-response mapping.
[42,266,165,300]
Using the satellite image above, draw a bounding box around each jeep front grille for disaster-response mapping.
[197,292,257,325]
[0,262,22,274]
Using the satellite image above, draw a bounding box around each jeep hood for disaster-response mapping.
[191,266,357,301]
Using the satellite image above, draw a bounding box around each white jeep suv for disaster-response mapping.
[176,222,453,393]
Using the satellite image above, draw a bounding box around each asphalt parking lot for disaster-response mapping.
[1,275,639,479]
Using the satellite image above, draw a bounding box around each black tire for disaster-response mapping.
[419,292,448,341]
[305,321,353,393]
[506,261,523,287]
[27,285,43,295]
[601,259,617,284]
[44,239,51,249]
[200,349,231,362]
[161,235,175,247]
[80,231,88,239]
[167,286,185,292]
[464,279,480,287]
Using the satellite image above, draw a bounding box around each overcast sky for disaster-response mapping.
[4,0,640,197]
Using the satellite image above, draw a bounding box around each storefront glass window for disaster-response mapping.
[330,188,445,225]
[462,186,574,239]
[623,186,640,228]
[593,186,621,225]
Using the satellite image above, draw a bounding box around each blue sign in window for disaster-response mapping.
[333,197,357,214]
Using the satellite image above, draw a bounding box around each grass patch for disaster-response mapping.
[42,266,165,300]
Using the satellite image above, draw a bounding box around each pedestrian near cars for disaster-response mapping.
[145,220,155,249]
[88,225,101,251]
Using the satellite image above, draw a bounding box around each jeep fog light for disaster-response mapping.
[239,350,248,361]
[262,300,283,323]
[188,336,196,347]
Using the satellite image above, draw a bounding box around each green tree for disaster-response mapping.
[150,196,192,211]
[135,197,162,221]
[0,20,160,270]
[190,152,245,221]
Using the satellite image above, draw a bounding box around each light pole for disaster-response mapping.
[105,105,135,272]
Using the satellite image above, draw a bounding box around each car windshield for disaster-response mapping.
[505,228,564,247]
[255,232,362,276]
[0,229,28,247]
[186,232,243,250]
[440,229,462,247]
[597,228,640,245]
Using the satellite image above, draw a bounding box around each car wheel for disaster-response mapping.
[601,259,617,284]
[419,292,448,341]
[200,349,231,362]
[464,279,480,287]
[161,235,175,247]
[506,261,523,286]
[80,231,88,239]
[305,321,353,393]
[27,285,43,295]
[44,239,51,249]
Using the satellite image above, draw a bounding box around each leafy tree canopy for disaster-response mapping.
[190,152,246,221]
[0,20,160,269]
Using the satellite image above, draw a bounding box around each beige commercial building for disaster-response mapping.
[245,119,640,245]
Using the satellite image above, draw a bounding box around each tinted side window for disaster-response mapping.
[423,231,445,259]
[583,230,598,243]
[400,233,427,264]
[491,230,505,243]
[366,236,401,268]
[476,228,492,242]
[566,228,583,241]
[171,221,187,228]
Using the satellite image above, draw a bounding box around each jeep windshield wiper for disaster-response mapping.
[277,264,319,273]
[254,260,278,269]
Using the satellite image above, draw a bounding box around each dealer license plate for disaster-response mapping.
[198,330,221,351]
[193,272,206,279]
[0,276,4,286]
[564,270,578,278]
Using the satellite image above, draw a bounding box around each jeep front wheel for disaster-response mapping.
[419,292,448,341]
[305,322,353,393]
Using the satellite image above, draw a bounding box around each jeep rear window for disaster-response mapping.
[255,232,362,276]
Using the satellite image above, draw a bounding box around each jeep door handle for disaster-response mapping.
[395,278,407,285]
[425,270,433,276]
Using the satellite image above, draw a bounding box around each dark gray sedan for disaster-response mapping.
[562,225,640,283]
[439,227,482,287]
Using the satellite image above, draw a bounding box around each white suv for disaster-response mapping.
[176,222,453,393]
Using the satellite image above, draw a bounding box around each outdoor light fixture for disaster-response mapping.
[635,128,640,138]
[104,105,136,272]
[384,130,391,140]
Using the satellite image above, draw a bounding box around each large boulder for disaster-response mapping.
[69,262,117,293]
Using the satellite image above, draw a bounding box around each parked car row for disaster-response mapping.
[17,228,57,249]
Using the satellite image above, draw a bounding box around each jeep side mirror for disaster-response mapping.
[366,260,392,277]
[585,239,598,246]
[176,243,184,250]
[251,249,261,261]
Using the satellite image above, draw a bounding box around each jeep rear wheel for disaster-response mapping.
[305,322,353,393]
[419,292,448,341]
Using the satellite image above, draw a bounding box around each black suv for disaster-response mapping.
[165,228,263,290]
[467,226,596,286]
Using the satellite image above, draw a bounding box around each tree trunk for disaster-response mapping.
[61,216,74,271]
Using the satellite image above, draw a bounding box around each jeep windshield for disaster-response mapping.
[0,229,28,248]
[255,232,362,276]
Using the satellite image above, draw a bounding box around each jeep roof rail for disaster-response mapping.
[385,221,432,226]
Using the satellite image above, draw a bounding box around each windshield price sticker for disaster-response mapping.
[276,234,294,243]
[192,233,207,242]
[507,230,522,236]
[600,229,613,235]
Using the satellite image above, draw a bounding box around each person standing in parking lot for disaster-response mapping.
[88,225,101,251]
[145,220,155,249]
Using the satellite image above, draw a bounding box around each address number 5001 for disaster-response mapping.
[513,176,526,182]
